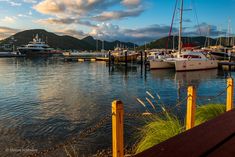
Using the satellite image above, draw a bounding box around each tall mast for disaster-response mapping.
[227,18,231,46]
[102,40,104,50]
[219,26,222,46]
[207,25,210,47]
[178,0,184,58]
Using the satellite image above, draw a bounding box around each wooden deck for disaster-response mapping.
[135,110,235,157]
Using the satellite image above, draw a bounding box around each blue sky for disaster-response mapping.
[0,0,234,43]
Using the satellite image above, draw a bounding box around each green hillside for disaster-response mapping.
[0,29,137,51]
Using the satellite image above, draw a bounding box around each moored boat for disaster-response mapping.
[111,47,138,62]
[174,51,218,71]
[17,34,54,57]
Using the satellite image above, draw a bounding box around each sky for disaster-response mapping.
[0,0,235,44]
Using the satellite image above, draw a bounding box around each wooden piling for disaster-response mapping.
[186,86,196,130]
[109,51,111,65]
[112,100,124,157]
[226,78,234,111]
[144,51,147,63]
[125,50,127,67]
[140,51,143,65]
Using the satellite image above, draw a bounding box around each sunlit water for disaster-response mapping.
[0,58,232,156]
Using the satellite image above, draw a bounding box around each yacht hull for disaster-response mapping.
[150,60,175,69]
[175,60,218,71]
[18,49,53,57]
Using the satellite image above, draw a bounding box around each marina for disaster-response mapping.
[0,57,234,156]
[0,0,235,156]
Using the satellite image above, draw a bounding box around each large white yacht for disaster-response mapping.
[17,34,53,57]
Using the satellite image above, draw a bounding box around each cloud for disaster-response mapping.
[56,29,87,39]
[0,26,19,40]
[90,22,178,43]
[33,0,66,15]
[36,17,96,27]
[33,0,145,21]
[93,6,144,21]
[0,0,21,6]
[184,23,227,37]
[122,0,141,8]
[1,16,17,23]
[23,0,37,3]
[33,0,121,16]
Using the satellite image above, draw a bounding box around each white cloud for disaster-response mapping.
[0,0,21,6]
[10,1,21,6]
[1,16,17,23]
[23,0,37,3]
[28,10,33,15]
[122,0,141,7]
[89,22,179,43]
[0,26,19,40]
[93,6,144,21]
[33,0,145,20]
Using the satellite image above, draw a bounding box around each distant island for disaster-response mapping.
[138,36,235,50]
[0,29,137,51]
[0,29,234,52]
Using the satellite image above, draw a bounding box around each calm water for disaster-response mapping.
[0,58,232,156]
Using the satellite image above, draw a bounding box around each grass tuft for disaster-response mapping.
[195,104,226,126]
[135,104,226,154]
[135,113,183,154]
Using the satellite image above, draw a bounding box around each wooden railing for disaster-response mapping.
[111,77,234,157]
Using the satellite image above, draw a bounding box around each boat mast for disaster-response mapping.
[178,0,184,58]
[227,18,231,46]
[219,26,222,46]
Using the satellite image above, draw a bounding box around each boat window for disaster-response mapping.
[183,55,201,58]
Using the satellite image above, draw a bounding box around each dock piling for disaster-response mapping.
[186,86,196,130]
[112,100,124,157]
[226,78,234,111]
[125,51,128,67]
[140,51,143,65]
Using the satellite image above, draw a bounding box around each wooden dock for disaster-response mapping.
[63,56,109,62]
[0,54,25,58]
[218,61,235,69]
[134,109,235,157]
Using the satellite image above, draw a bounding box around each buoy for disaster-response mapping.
[78,59,84,62]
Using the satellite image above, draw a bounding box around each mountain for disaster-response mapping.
[0,29,137,51]
[138,36,235,50]
[82,36,137,50]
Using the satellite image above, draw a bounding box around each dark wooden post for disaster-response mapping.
[125,50,127,67]
[140,51,143,65]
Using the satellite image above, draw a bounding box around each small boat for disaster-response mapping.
[17,34,54,57]
[0,51,23,57]
[111,47,138,62]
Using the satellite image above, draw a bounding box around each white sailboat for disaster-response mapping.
[174,51,218,71]
[149,0,184,70]
[153,0,218,71]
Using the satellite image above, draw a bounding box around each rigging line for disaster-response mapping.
[197,87,227,102]
[192,0,201,35]
[166,0,179,49]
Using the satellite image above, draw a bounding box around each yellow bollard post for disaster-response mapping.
[186,86,196,130]
[112,100,124,157]
[226,78,234,111]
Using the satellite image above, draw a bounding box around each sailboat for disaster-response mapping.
[151,0,218,71]
[173,0,218,71]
